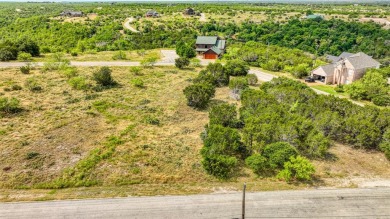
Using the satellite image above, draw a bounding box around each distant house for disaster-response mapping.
[60,10,83,17]
[145,10,159,18]
[304,14,324,20]
[183,8,195,16]
[195,36,226,59]
[311,52,380,85]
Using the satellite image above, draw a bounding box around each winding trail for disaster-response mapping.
[123,17,139,33]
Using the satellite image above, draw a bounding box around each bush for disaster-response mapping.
[0,97,21,114]
[380,129,390,160]
[245,154,268,175]
[175,57,190,69]
[224,59,249,76]
[190,58,201,67]
[25,77,42,92]
[93,67,115,86]
[131,78,144,88]
[277,156,315,182]
[262,142,298,169]
[70,50,78,57]
[202,125,245,156]
[17,52,32,62]
[246,74,258,85]
[334,85,344,93]
[20,65,31,74]
[176,42,196,58]
[201,154,237,179]
[372,95,390,106]
[11,85,22,91]
[183,83,215,109]
[112,51,127,60]
[129,66,142,75]
[68,77,89,91]
[229,77,249,94]
[209,103,237,127]
[141,55,158,68]
[62,67,78,79]
[291,63,310,78]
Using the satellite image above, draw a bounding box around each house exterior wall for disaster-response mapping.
[203,50,218,59]
[196,44,213,49]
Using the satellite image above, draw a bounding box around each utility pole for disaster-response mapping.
[242,183,246,219]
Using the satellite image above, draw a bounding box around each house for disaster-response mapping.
[183,8,195,16]
[304,14,324,20]
[195,36,226,59]
[145,10,159,18]
[60,10,83,17]
[311,52,380,85]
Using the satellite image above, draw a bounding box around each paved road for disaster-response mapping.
[123,17,139,33]
[1,188,389,219]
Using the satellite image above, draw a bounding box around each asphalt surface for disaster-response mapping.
[1,188,389,219]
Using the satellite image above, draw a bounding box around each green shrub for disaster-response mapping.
[245,154,268,174]
[143,115,160,125]
[209,103,237,127]
[201,154,237,179]
[202,125,245,156]
[190,58,201,67]
[129,66,142,75]
[334,85,344,93]
[229,77,249,95]
[277,156,315,182]
[68,77,89,91]
[17,52,32,62]
[224,59,249,76]
[25,77,42,92]
[372,95,390,106]
[11,85,22,91]
[26,152,40,160]
[246,74,258,85]
[62,67,78,79]
[0,97,21,114]
[380,129,390,160]
[70,50,78,57]
[20,65,31,74]
[262,142,298,169]
[131,78,145,88]
[112,51,127,60]
[93,67,116,86]
[183,83,215,109]
[175,57,190,69]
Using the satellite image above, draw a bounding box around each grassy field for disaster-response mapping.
[0,65,389,201]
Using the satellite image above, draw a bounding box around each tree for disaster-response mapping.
[175,57,190,69]
[380,129,390,160]
[245,154,268,175]
[183,83,215,109]
[262,142,298,170]
[209,103,237,127]
[17,52,32,62]
[176,41,196,58]
[201,154,237,179]
[229,77,249,95]
[93,67,116,86]
[224,59,249,76]
[246,74,258,85]
[277,156,315,182]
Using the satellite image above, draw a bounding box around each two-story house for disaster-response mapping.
[195,36,226,59]
[311,52,380,85]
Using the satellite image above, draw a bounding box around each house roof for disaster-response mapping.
[344,52,381,70]
[209,46,222,55]
[339,52,354,59]
[312,64,335,76]
[216,39,226,50]
[196,36,218,45]
[326,55,339,63]
[306,14,323,19]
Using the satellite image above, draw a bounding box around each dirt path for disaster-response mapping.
[123,17,139,33]
[199,13,207,22]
